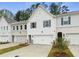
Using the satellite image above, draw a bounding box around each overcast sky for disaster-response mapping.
[0,2,79,14]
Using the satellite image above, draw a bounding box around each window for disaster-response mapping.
[3,26,8,30]
[1,27,2,30]
[25,25,27,29]
[61,16,71,25]
[30,22,36,28]
[4,26,5,30]
[13,26,15,30]
[7,26,8,30]
[63,21,68,25]
[20,25,22,30]
[61,18,63,25]
[16,26,18,30]
[43,20,51,27]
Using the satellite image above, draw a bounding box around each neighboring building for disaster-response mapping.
[56,11,79,45]
[0,16,16,42]
[0,5,79,45]
[11,21,27,43]
[0,16,27,43]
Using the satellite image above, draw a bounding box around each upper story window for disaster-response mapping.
[13,26,15,30]
[30,22,36,28]
[0,26,8,31]
[1,27,2,30]
[16,26,18,30]
[0,26,8,30]
[61,18,63,25]
[7,26,8,30]
[3,26,8,30]
[4,26,5,30]
[43,20,51,28]
[61,16,71,25]
[20,25,22,30]
[25,25,27,30]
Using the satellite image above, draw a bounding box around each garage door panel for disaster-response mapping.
[0,35,9,42]
[67,33,79,45]
[14,35,27,43]
[32,35,53,44]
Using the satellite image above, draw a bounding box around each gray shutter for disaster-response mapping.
[61,18,63,25]
[68,17,71,24]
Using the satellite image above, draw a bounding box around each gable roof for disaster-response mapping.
[38,5,56,18]
[30,5,56,19]
[0,16,17,24]
[6,18,17,23]
[11,20,27,25]
[57,11,79,17]
[38,5,79,17]
[39,5,79,17]
[26,5,56,23]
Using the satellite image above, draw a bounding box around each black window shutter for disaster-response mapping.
[61,18,63,25]
[68,17,71,24]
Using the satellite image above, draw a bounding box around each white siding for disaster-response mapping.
[0,17,12,42]
[27,6,56,44]
[57,14,79,45]
[11,22,27,43]
[27,6,56,35]
[57,14,79,27]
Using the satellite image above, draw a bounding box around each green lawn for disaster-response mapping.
[0,43,28,55]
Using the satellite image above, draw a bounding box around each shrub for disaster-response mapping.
[48,37,73,57]
[53,37,70,51]
[0,42,10,44]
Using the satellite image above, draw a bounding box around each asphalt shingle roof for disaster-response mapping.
[6,17,17,23]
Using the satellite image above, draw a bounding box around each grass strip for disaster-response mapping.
[0,43,28,55]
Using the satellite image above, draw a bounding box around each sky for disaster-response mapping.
[0,2,79,15]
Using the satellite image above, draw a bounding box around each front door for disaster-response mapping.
[12,35,14,42]
[29,35,32,44]
[57,32,62,38]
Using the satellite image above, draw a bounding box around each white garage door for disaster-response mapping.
[66,33,79,45]
[14,35,27,43]
[0,35,9,42]
[32,35,53,44]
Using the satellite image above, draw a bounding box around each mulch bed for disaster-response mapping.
[48,47,74,57]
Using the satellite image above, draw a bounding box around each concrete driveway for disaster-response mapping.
[0,44,51,57]
[69,45,79,57]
